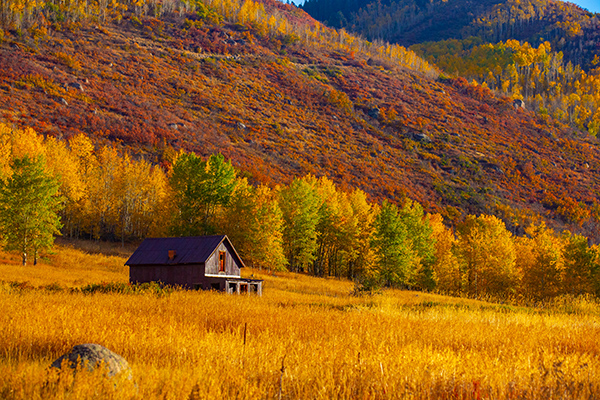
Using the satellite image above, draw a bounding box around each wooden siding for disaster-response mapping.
[204,242,242,277]
[130,263,205,288]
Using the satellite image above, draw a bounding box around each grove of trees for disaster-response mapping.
[2,122,600,301]
[412,38,600,136]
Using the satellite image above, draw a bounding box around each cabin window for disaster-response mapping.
[219,251,226,272]
[211,283,221,291]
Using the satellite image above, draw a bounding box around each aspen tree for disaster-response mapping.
[0,156,63,265]
[219,181,286,271]
[346,188,376,280]
[427,213,461,294]
[279,175,321,273]
[456,214,518,297]
[562,232,596,296]
[516,223,563,299]
[371,200,416,288]
[170,152,237,236]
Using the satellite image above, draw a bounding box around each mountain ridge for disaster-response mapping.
[301,0,600,70]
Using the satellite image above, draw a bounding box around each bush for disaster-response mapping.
[78,281,175,296]
[352,273,381,296]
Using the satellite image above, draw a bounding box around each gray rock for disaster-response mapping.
[51,343,131,379]
[69,82,84,91]
[368,107,380,119]
[513,99,525,109]
[412,133,431,142]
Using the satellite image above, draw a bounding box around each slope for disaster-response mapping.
[0,0,600,240]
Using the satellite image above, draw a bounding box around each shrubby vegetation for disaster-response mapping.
[0,0,437,77]
[2,0,600,244]
[2,122,600,300]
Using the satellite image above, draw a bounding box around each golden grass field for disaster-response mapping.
[1,242,599,399]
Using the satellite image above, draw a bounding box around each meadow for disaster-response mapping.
[1,242,599,399]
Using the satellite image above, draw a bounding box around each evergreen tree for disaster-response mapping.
[0,156,63,265]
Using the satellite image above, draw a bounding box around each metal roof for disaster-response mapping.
[125,235,245,267]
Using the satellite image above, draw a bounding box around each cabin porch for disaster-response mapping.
[226,278,263,296]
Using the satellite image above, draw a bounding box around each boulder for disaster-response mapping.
[69,82,84,91]
[412,133,431,143]
[513,99,525,109]
[368,107,380,119]
[51,343,131,379]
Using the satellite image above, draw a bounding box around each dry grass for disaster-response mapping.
[0,243,599,399]
[0,243,127,287]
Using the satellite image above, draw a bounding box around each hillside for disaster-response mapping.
[1,0,600,240]
[301,0,600,70]
[300,0,600,138]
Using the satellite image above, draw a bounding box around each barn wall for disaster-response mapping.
[198,276,228,291]
[129,264,205,288]
[205,242,242,277]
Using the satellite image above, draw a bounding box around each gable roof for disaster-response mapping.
[125,235,245,267]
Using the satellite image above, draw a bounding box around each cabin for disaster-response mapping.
[125,235,262,295]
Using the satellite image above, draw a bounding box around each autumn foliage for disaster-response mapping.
[1,122,600,300]
[2,0,600,246]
